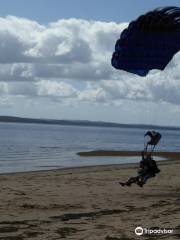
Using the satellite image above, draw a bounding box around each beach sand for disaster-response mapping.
[0,151,179,239]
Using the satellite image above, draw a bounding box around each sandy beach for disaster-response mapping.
[0,151,179,240]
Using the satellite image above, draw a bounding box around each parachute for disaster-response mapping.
[144,131,161,153]
[111,6,180,76]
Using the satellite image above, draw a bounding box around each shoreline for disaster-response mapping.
[0,160,179,179]
[0,150,180,176]
[77,150,180,160]
[0,162,139,177]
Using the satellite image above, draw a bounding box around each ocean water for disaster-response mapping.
[0,122,179,173]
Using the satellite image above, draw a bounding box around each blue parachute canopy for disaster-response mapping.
[111,6,180,76]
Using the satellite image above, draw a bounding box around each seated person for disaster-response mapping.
[119,151,160,187]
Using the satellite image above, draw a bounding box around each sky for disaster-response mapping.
[0,0,180,126]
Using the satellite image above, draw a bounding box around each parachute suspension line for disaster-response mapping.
[145,96,150,126]
[144,131,162,156]
[149,101,154,127]
[143,89,151,129]
[144,99,156,132]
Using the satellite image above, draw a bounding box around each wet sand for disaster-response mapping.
[77,150,180,161]
[0,151,179,239]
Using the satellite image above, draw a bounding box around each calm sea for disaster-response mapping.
[0,122,179,173]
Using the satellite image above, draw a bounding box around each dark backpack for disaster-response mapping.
[148,160,160,174]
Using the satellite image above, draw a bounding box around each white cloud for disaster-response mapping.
[0,16,122,77]
[0,82,8,95]
[0,15,180,108]
[36,80,77,99]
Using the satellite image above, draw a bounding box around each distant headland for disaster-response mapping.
[0,116,179,131]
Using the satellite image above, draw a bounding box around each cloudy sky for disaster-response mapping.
[0,0,180,126]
